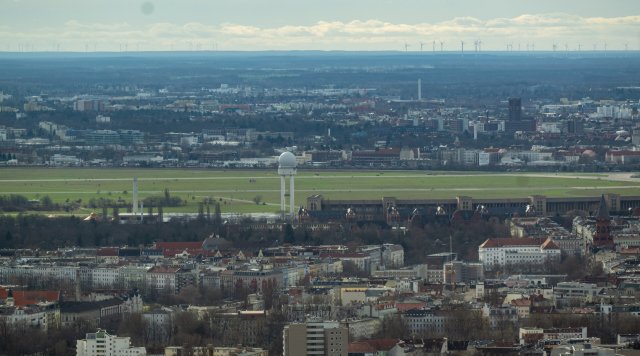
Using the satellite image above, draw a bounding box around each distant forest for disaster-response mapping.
[0,52,638,100]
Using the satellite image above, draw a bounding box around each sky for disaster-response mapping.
[0,0,639,52]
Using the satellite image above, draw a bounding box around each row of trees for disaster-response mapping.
[372,304,640,345]
[0,194,57,212]
[0,212,510,265]
[0,189,186,213]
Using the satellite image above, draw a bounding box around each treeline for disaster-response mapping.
[0,153,17,161]
[0,194,58,212]
[0,213,509,264]
[0,307,284,355]
[143,188,185,207]
[0,319,91,355]
[0,190,186,214]
[0,215,227,250]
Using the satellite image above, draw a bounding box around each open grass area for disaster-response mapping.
[0,168,638,214]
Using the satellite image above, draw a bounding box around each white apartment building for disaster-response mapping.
[0,303,50,331]
[92,267,121,289]
[76,329,146,356]
[401,309,448,336]
[478,237,561,270]
[146,266,179,292]
[519,327,588,345]
[0,265,79,285]
[382,244,405,268]
[482,304,519,328]
[553,282,603,306]
[341,318,381,340]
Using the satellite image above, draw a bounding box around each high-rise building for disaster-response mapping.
[76,329,146,356]
[283,320,348,356]
[508,97,522,121]
[74,99,104,112]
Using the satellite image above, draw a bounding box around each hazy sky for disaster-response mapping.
[1,0,639,51]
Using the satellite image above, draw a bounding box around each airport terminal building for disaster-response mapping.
[304,193,640,222]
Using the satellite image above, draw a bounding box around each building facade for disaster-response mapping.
[283,320,348,356]
[478,237,561,270]
[76,329,146,356]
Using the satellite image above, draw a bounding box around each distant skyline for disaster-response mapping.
[0,0,639,52]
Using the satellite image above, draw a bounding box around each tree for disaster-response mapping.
[376,314,408,339]
[40,195,54,210]
[117,313,146,346]
[341,260,368,278]
[252,195,263,205]
[283,223,294,244]
[198,203,204,220]
[214,203,222,234]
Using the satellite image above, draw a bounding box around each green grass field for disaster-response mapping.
[0,168,638,214]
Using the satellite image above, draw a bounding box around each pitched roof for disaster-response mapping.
[396,302,427,312]
[60,299,123,313]
[319,253,368,258]
[607,150,640,156]
[147,266,180,274]
[365,338,401,351]
[480,237,548,248]
[511,298,532,307]
[155,241,203,249]
[0,288,60,307]
[348,342,377,353]
[541,239,560,250]
[96,247,119,256]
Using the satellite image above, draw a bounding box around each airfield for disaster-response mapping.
[0,168,639,214]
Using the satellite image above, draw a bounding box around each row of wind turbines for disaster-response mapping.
[403,40,634,53]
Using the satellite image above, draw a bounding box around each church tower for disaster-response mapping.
[594,195,613,248]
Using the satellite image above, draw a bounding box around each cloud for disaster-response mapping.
[0,13,639,51]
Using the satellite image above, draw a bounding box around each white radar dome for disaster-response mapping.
[278,151,297,168]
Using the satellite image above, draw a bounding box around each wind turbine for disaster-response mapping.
[440,41,444,52]
[404,43,410,52]
[420,42,426,52]
[432,40,436,52]
[461,40,464,54]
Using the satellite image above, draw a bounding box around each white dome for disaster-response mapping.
[278,151,297,168]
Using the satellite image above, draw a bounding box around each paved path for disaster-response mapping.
[0,172,635,183]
